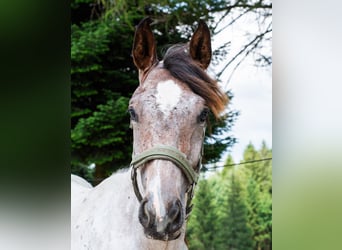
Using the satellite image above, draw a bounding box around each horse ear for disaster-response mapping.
[189,20,212,69]
[132,17,157,72]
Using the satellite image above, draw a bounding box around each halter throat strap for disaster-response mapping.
[130,145,200,216]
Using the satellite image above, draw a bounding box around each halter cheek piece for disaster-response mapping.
[130,145,203,218]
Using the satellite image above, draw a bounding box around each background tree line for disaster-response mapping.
[71,0,271,184]
[187,141,272,249]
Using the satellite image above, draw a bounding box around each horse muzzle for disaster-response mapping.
[138,198,184,241]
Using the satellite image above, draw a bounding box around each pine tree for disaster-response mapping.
[246,178,272,250]
[71,3,141,183]
[222,154,235,177]
[243,142,272,250]
[246,176,264,250]
[259,140,272,194]
[187,143,272,249]
[211,170,231,249]
[187,178,218,250]
[243,142,259,162]
[244,141,272,194]
[221,171,254,250]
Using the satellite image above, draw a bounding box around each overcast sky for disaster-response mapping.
[225,61,272,162]
[212,14,272,163]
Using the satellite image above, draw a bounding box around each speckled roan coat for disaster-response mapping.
[71,18,228,250]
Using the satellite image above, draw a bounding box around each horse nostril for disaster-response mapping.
[168,200,183,233]
[139,199,154,228]
[169,200,181,221]
[139,198,184,238]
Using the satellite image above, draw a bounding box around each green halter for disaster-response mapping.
[130,145,202,217]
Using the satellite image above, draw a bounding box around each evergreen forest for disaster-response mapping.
[187,142,272,249]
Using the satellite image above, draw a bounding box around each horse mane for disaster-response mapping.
[162,44,228,118]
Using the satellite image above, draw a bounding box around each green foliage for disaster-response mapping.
[187,178,218,250]
[71,97,131,166]
[71,21,110,65]
[71,4,143,182]
[244,141,272,249]
[187,142,272,249]
[244,141,272,194]
[224,172,254,250]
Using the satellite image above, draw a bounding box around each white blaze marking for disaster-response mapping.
[156,80,181,116]
[151,160,165,218]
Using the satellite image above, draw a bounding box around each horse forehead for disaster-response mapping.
[155,80,182,115]
[131,67,204,114]
[155,79,203,116]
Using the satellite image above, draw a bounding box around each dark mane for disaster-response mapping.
[163,44,228,118]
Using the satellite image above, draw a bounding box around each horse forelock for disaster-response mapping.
[162,44,228,118]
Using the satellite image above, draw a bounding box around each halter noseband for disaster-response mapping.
[130,145,202,217]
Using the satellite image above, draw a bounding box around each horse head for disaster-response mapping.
[130,17,228,241]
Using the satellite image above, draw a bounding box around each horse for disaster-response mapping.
[71,17,228,250]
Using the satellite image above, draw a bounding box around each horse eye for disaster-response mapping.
[128,107,138,122]
[198,108,209,123]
